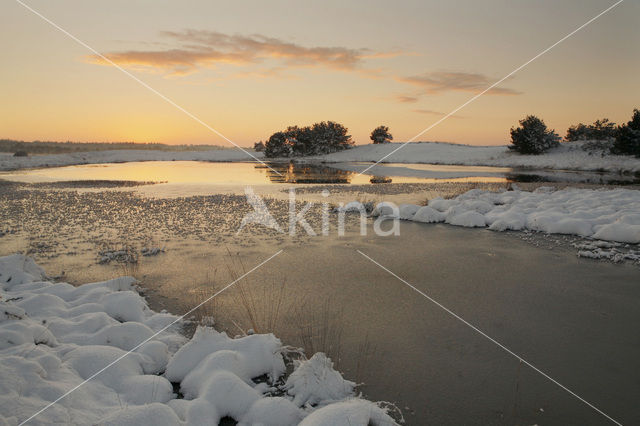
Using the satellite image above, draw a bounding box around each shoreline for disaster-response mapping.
[0,254,397,425]
[2,140,640,174]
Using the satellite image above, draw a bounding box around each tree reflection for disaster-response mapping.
[255,162,355,184]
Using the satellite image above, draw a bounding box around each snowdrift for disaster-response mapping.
[0,255,397,425]
[368,186,640,244]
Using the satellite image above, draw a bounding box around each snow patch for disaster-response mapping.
[0,255,397,425]
[353,187,640,244]
[284,353,356,407]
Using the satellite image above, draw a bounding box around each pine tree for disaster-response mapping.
[264,122,353,157]
[370,126,393,144]
[264,132,290,157]
[566,119,616,141]
[509,115,560,155]
[613,109,640,157]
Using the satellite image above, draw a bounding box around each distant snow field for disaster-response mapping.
[314,141,640,174]
[1,141,639,173]
[0,255,397,425]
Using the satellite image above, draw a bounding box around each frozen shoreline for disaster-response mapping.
[338,185,640,246]
[0,255,397,425]
[2,140,640,174]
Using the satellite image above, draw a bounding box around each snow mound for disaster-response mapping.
[239,397,304,426]
[101,403,183,426]
[284,353,356,407]
[412,206,446,223]
[300,399,397,426]
[353,187,640,244]
[0,255,398,425]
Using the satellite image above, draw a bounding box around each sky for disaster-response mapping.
[0,0,638,146]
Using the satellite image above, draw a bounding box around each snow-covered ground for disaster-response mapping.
[0,255,396,425]
[314,141,640,174]
[2,141,639,174]
[341,186,640,245]
[0,149,258,171]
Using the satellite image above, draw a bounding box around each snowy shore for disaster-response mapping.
[313,141,640,174]
[0,149,254,172]
[0,255,396,425]
[346,186,640,246]
[2,141,639,174]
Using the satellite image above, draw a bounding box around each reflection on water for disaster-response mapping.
[256,162,396,184]
[370,176,393,184]
[256,162,354,184]
[0,160,637,186]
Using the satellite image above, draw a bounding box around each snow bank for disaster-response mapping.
[370,187,640,244]
[315,141,640,174]
[300,399,397,426]
[284,353,356,406]
[0,255,398,425]
[0,149,260,171]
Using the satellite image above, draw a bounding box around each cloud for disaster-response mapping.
[87,30,392,75]
[396,95,419,103]
[398,71,521,95]
[412,109,465,119]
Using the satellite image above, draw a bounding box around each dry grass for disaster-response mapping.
[115,245,140,278]
[180,264,220,326]
[223,250,287,335]
[353,332,376,384]
[289,296,344,365]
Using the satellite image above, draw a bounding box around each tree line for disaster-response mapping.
[1,139,230,155]
[257,108,639,159]
[509,108,640,156]
[255,123,392,157]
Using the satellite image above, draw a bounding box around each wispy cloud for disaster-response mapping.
[86,30,396,76]
[398,71,521,95]
[396,95,419,103]
[412,109,465,119]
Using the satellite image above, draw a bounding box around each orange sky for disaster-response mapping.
[1,0,638,146]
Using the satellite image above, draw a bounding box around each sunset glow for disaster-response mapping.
[1,0,638,146]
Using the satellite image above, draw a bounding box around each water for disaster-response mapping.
[2,161,639,424]
[23,222,640,425]
[2,161,637,185]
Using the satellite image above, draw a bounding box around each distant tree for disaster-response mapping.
[264,132,290,158]
[253,141,265,152]
[509,115,560,155]
[613,109,640,157]
[310,121,353,154]
[264,121,353,158]
[370,126,393,144]
[565,123,590,141]
[566,118,616,141]
[287,125,314,156]
[590,119,617,141]
[13,150,28,157]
